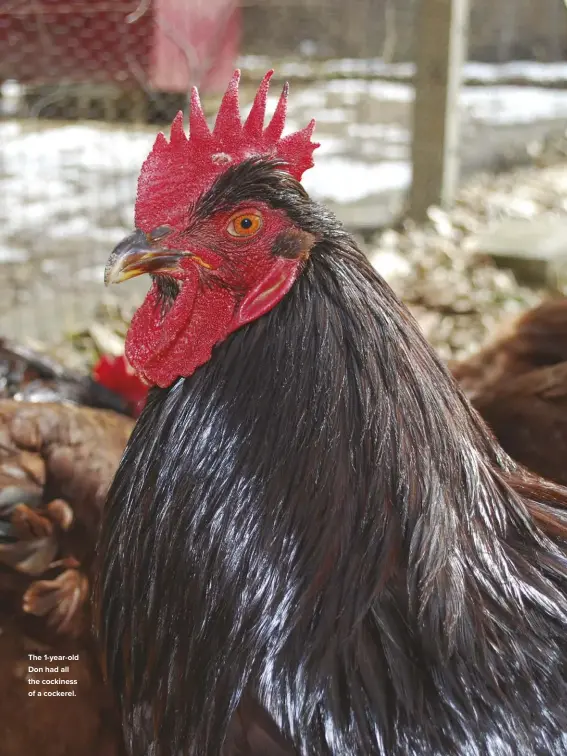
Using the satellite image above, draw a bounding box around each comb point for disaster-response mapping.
[213,69,242,137]
[154,131,168,149]
[264,82,289,142]
[244,69,274,137]
[189,87,211,140]
[169,111,187,145]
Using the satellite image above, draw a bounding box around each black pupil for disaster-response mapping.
[240,217,253,229]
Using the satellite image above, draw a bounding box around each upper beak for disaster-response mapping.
[104,229,186,286]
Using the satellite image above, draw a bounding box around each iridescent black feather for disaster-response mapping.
[95,160,567,756]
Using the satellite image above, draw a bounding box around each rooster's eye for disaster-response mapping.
[227,211,263,238]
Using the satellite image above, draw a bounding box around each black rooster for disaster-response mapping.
[96,71,567,756]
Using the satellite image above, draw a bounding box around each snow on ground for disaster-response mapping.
[302,159,411,203]
[1,123,153,249]
[461,87,567,125]
[464,61,567,83]
[2,65,567,341]
[239,56,567,84]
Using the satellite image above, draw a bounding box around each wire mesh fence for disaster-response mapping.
[1,0,567,345]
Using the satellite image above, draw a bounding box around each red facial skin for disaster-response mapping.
[125,203,306,389]
[109,69,319,389]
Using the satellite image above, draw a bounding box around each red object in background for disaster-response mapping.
[93,354,149,417]
[0,0,240,94]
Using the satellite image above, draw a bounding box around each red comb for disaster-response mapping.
[135,70,319,233]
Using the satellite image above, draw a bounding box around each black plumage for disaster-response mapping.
[96,160,567,756]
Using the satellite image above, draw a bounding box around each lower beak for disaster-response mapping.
[104,230,185,286]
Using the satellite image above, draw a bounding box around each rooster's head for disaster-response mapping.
[105,71,320,388]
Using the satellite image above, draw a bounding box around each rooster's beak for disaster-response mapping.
[104,229,186,286]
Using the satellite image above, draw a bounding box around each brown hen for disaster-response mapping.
[451,297,567,485]
[0,400,133,756]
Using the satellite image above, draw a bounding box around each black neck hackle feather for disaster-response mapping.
[95,159,567,756]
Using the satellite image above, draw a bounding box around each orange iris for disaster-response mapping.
[227,211,263,238]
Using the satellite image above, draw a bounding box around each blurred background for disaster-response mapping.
[2,0,567,369]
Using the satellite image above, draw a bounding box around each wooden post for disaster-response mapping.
[408,0,470,222]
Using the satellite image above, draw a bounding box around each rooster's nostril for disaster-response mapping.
[148,226,173,242]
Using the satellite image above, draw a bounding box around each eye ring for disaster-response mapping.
[227,210,263,239]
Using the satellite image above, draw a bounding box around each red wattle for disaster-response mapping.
[127,278,236,388]
[125,270,200,380]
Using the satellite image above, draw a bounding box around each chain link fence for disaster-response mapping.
[1,0,567,346]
